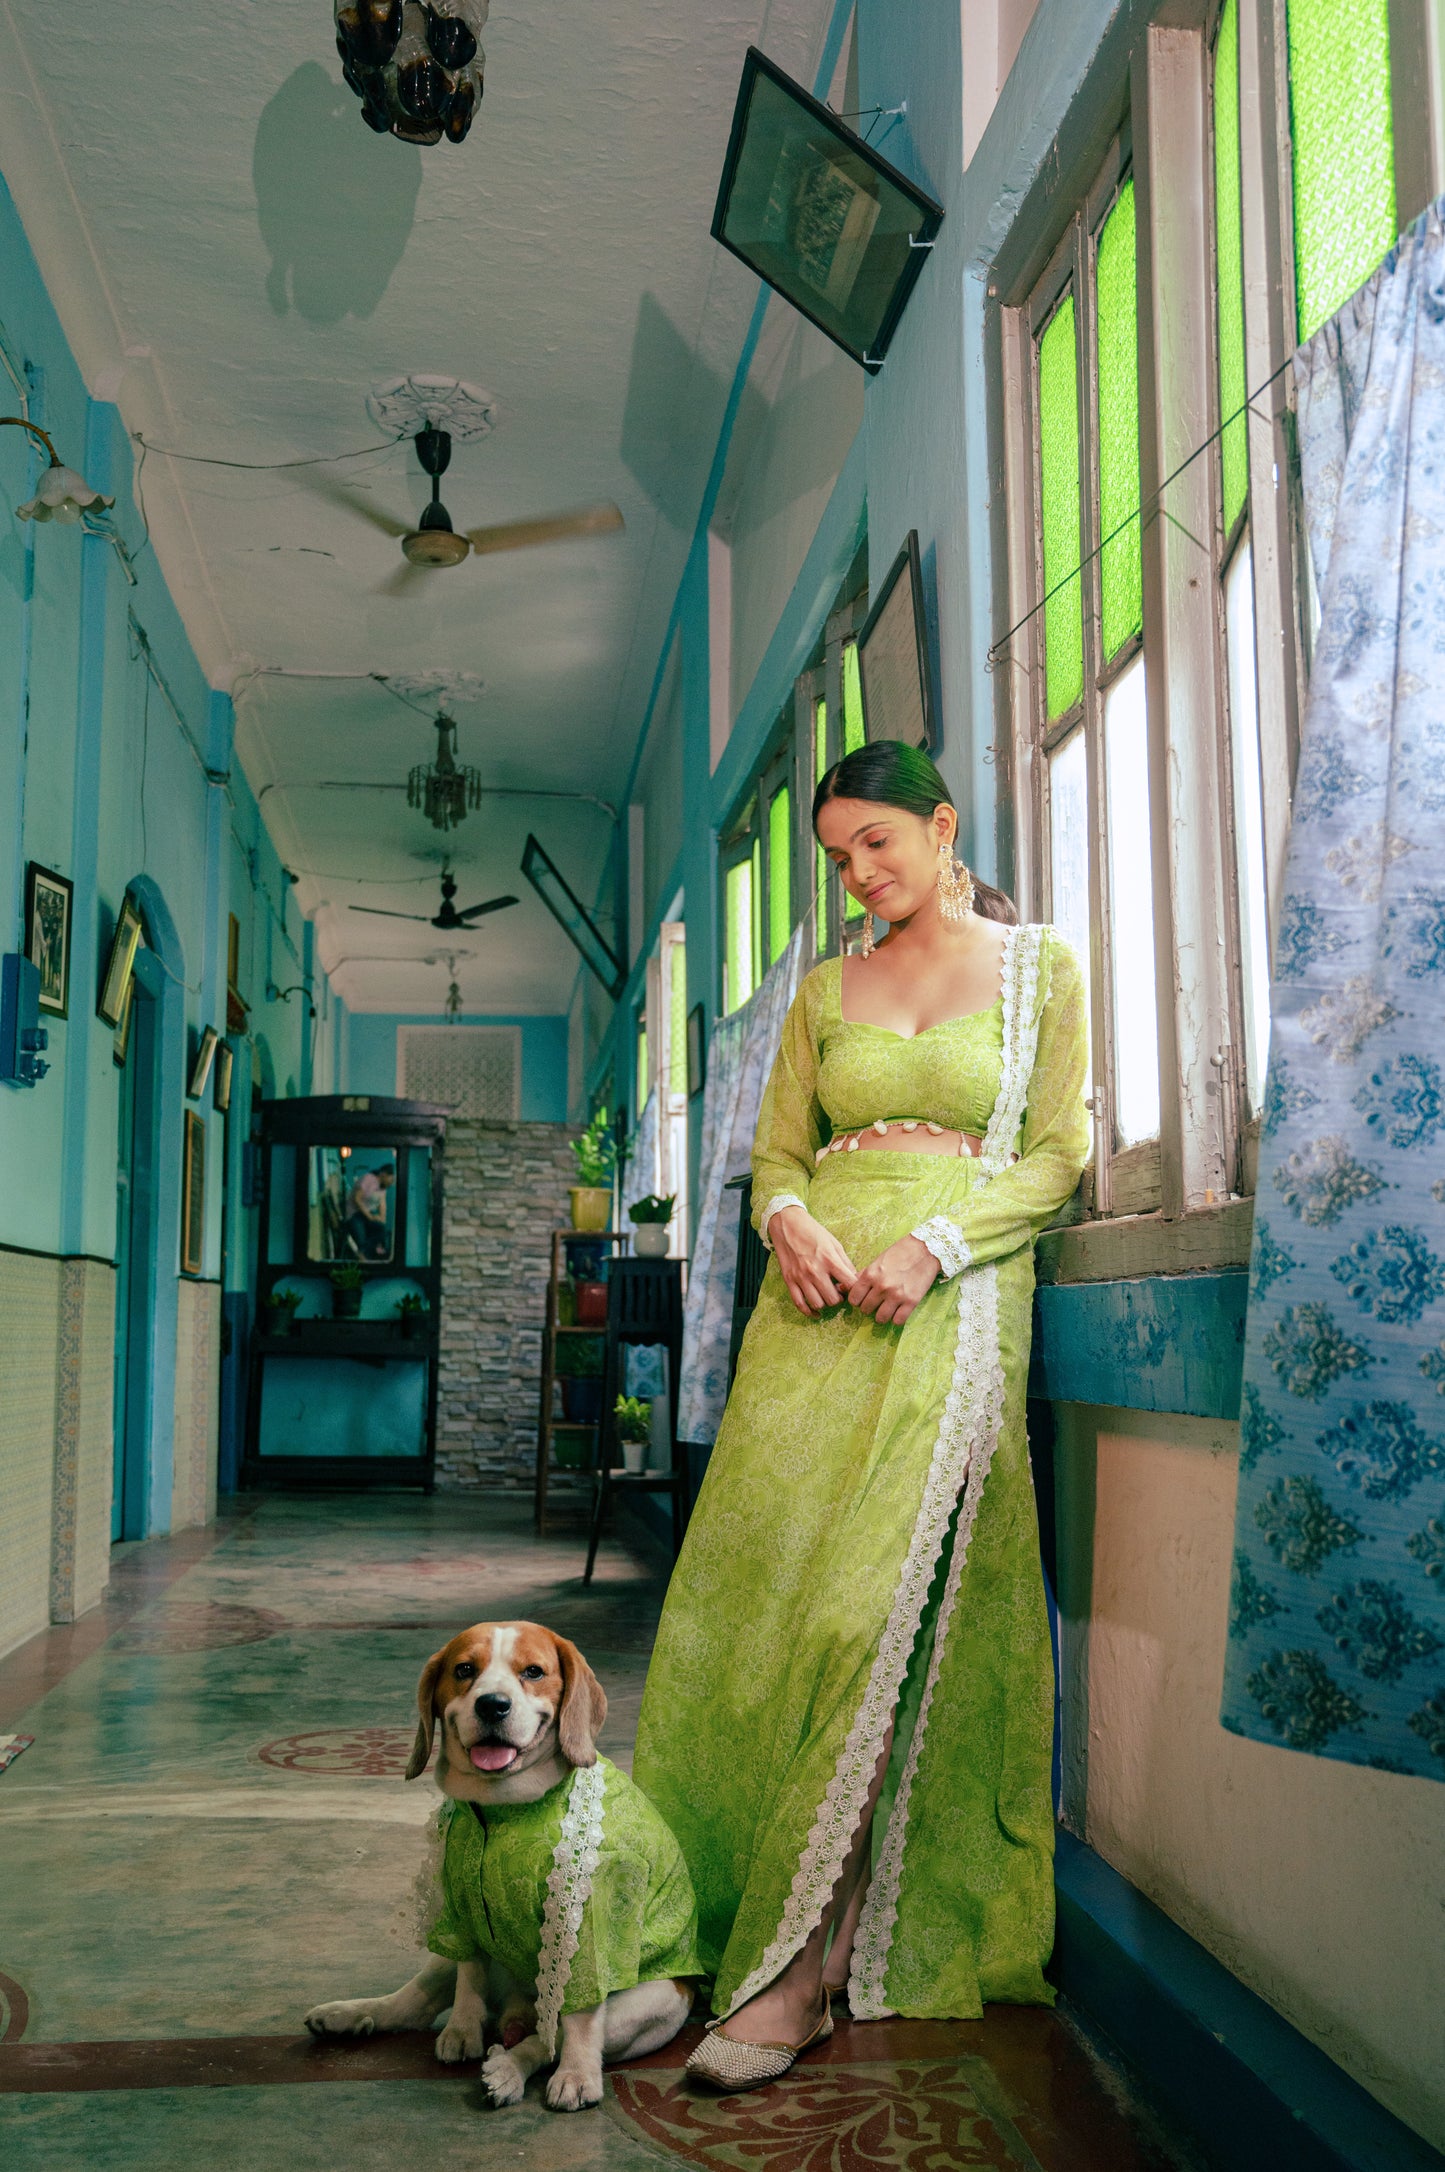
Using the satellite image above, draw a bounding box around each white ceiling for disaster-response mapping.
[0,0,835,1012]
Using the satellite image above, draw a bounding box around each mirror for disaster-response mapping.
[307,1145,397,1262]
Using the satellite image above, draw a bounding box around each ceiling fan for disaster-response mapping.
[351,863,518,930]
[305,425,623,596]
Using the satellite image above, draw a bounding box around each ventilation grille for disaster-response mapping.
[397,1026,521,1121]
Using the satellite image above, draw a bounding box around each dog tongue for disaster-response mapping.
[470,1745,519,1772]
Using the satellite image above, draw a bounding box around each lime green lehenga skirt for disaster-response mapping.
[632,1148,1056,2023]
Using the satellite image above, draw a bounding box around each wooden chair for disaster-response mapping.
[583,1258,686,1584]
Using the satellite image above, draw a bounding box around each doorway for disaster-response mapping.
[112,964,157,1541]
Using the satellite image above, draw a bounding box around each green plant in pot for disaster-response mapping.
[628,1193,675,1259]
[395,1292,428,1338]
[557,1333,604,1422]
[614,1394,652,1475]
[568,1107,615,1232]
[267,1286,303,1337]
[330,1260,365,1320]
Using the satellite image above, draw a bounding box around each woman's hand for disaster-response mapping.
[848,1235,941,1326]
[769,1206,859,1316]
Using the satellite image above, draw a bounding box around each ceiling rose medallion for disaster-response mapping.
[334,1,488,147]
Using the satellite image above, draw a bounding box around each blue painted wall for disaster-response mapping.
[342,1011,568,1122]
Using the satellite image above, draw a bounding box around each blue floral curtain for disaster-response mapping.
[1223,204,1445,1781]
[675,928,807,1445]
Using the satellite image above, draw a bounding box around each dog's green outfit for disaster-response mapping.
[424,1756,701,2053]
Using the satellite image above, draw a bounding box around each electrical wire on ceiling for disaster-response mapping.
[131,434,398,471]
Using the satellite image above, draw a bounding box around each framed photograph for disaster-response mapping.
[213,1040,234,1115]
[712,48,943,374]
[112,976,136,1068]
[187,1025,219,1102]
[686,1003,706,1099]
[857,531,939,754]
[181,1110,206,1276]
[98,894,143,1028]
[25,863,72,1019]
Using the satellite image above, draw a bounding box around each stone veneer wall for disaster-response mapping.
[436,1121,577,1487]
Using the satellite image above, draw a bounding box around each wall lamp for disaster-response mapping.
[0,416,114,524]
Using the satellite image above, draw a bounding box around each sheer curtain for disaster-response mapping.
[675,927,808,1446]
[1223,202,1445,1781]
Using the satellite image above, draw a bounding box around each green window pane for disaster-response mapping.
[1038,294,1084,719]
[1096,180,1142,661]
[814,696,828,951]
[842,641,865,753]
[767,784,792,966]
[668,937,686,1092]
[724,858,754,1012]
[1214,0,1249,534]
[1287,0,1396,341]
[750,836,762,989]
[636,1021,648,1111]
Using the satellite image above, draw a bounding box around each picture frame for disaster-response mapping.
[187,1025,219,1102]
[213,1040,234,1115]
[686,1003,706,1099]
[712,48,944,375]
[112,976,136,1068]
[25,863,73,1019]
[97,894,144,1028]
[181,1110,206,1277]
[857,531,939,754]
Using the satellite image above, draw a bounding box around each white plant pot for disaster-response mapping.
[631,1223,669,1258]
[621,1439,648,1475]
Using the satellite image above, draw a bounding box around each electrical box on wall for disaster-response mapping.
[0,954,50,1087]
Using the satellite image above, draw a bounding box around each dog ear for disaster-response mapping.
[555,1637,608,1767]
[405,1648,448,1780]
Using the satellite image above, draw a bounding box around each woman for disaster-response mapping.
[633,743,1089,2091]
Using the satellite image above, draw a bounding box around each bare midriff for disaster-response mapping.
[815,1119,984,1163]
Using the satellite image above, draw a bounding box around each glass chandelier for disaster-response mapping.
[407,713,483,831]
[334,0,487,146]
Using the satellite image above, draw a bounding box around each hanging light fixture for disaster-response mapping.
[334,1,487,146]
[407,712,483,831]
[1,417,114,524]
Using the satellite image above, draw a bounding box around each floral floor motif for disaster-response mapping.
[609,2063,1035,2172]
[0,1973,29,2043]
[110,1602,288,1652]
[256,1726,415,1776]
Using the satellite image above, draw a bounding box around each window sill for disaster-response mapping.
[1035,1195,1254,1285]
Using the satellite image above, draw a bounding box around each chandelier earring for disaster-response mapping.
[937,841,976,925]
[860,911,876,959]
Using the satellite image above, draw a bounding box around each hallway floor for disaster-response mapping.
[0,1494,1194,2171]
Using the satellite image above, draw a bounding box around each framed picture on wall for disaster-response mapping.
[113,976,136,1067]
[686,1003,706,1098]
[213,1041,234,1114]
[187,1025,219,1101]
[25,863,73,1018]
[856,531,939,754]
[181,1110,206,1277]
[97,894,143,1027]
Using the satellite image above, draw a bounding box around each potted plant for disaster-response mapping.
[553,1433,589,1473]
[330,1260,365,1320]
[395,1292,428,1339]
[568,1107,615,1232]
[266,1286,304,1337]
[628,1193,675,1259]
[557,1334,604,1421]
[614,1394,651,1475]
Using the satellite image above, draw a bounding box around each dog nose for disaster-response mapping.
[475,1693,511,1722]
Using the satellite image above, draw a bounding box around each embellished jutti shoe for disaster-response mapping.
[685,1989,832,2092]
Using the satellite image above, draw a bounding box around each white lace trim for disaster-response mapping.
[719,1263,1003,2022]
[847,1269,1007,2018]
[759,1192,808,1250]
[979,926,1047,1179]
[412,1801,452,1947]
[911,1216,972,1279]
[535,1762,607,2056]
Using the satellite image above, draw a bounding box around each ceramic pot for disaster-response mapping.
[621,1439,648,1475]
[332,1284,362,1320]
[631,1223,669,1258]
[575,1281,608,1326]
[397,1310,422,1338]
[553,1435,588,1472]
[560,1376,603,1423]
[267,1306,298,1338]
[569,1186,611,1232]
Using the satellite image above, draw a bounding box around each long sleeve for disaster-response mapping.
[913,932,1089,1275]
[751,972,827,1245]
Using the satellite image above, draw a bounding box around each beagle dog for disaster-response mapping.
[304,1621,697,2111]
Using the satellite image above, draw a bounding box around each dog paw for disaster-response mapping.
[546,2065,603,2112]
[481,2048,527,2106]
[435,2019,485,2065]
[303,2002,375,2038]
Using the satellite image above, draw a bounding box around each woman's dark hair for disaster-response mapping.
[812,742,1017,925]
